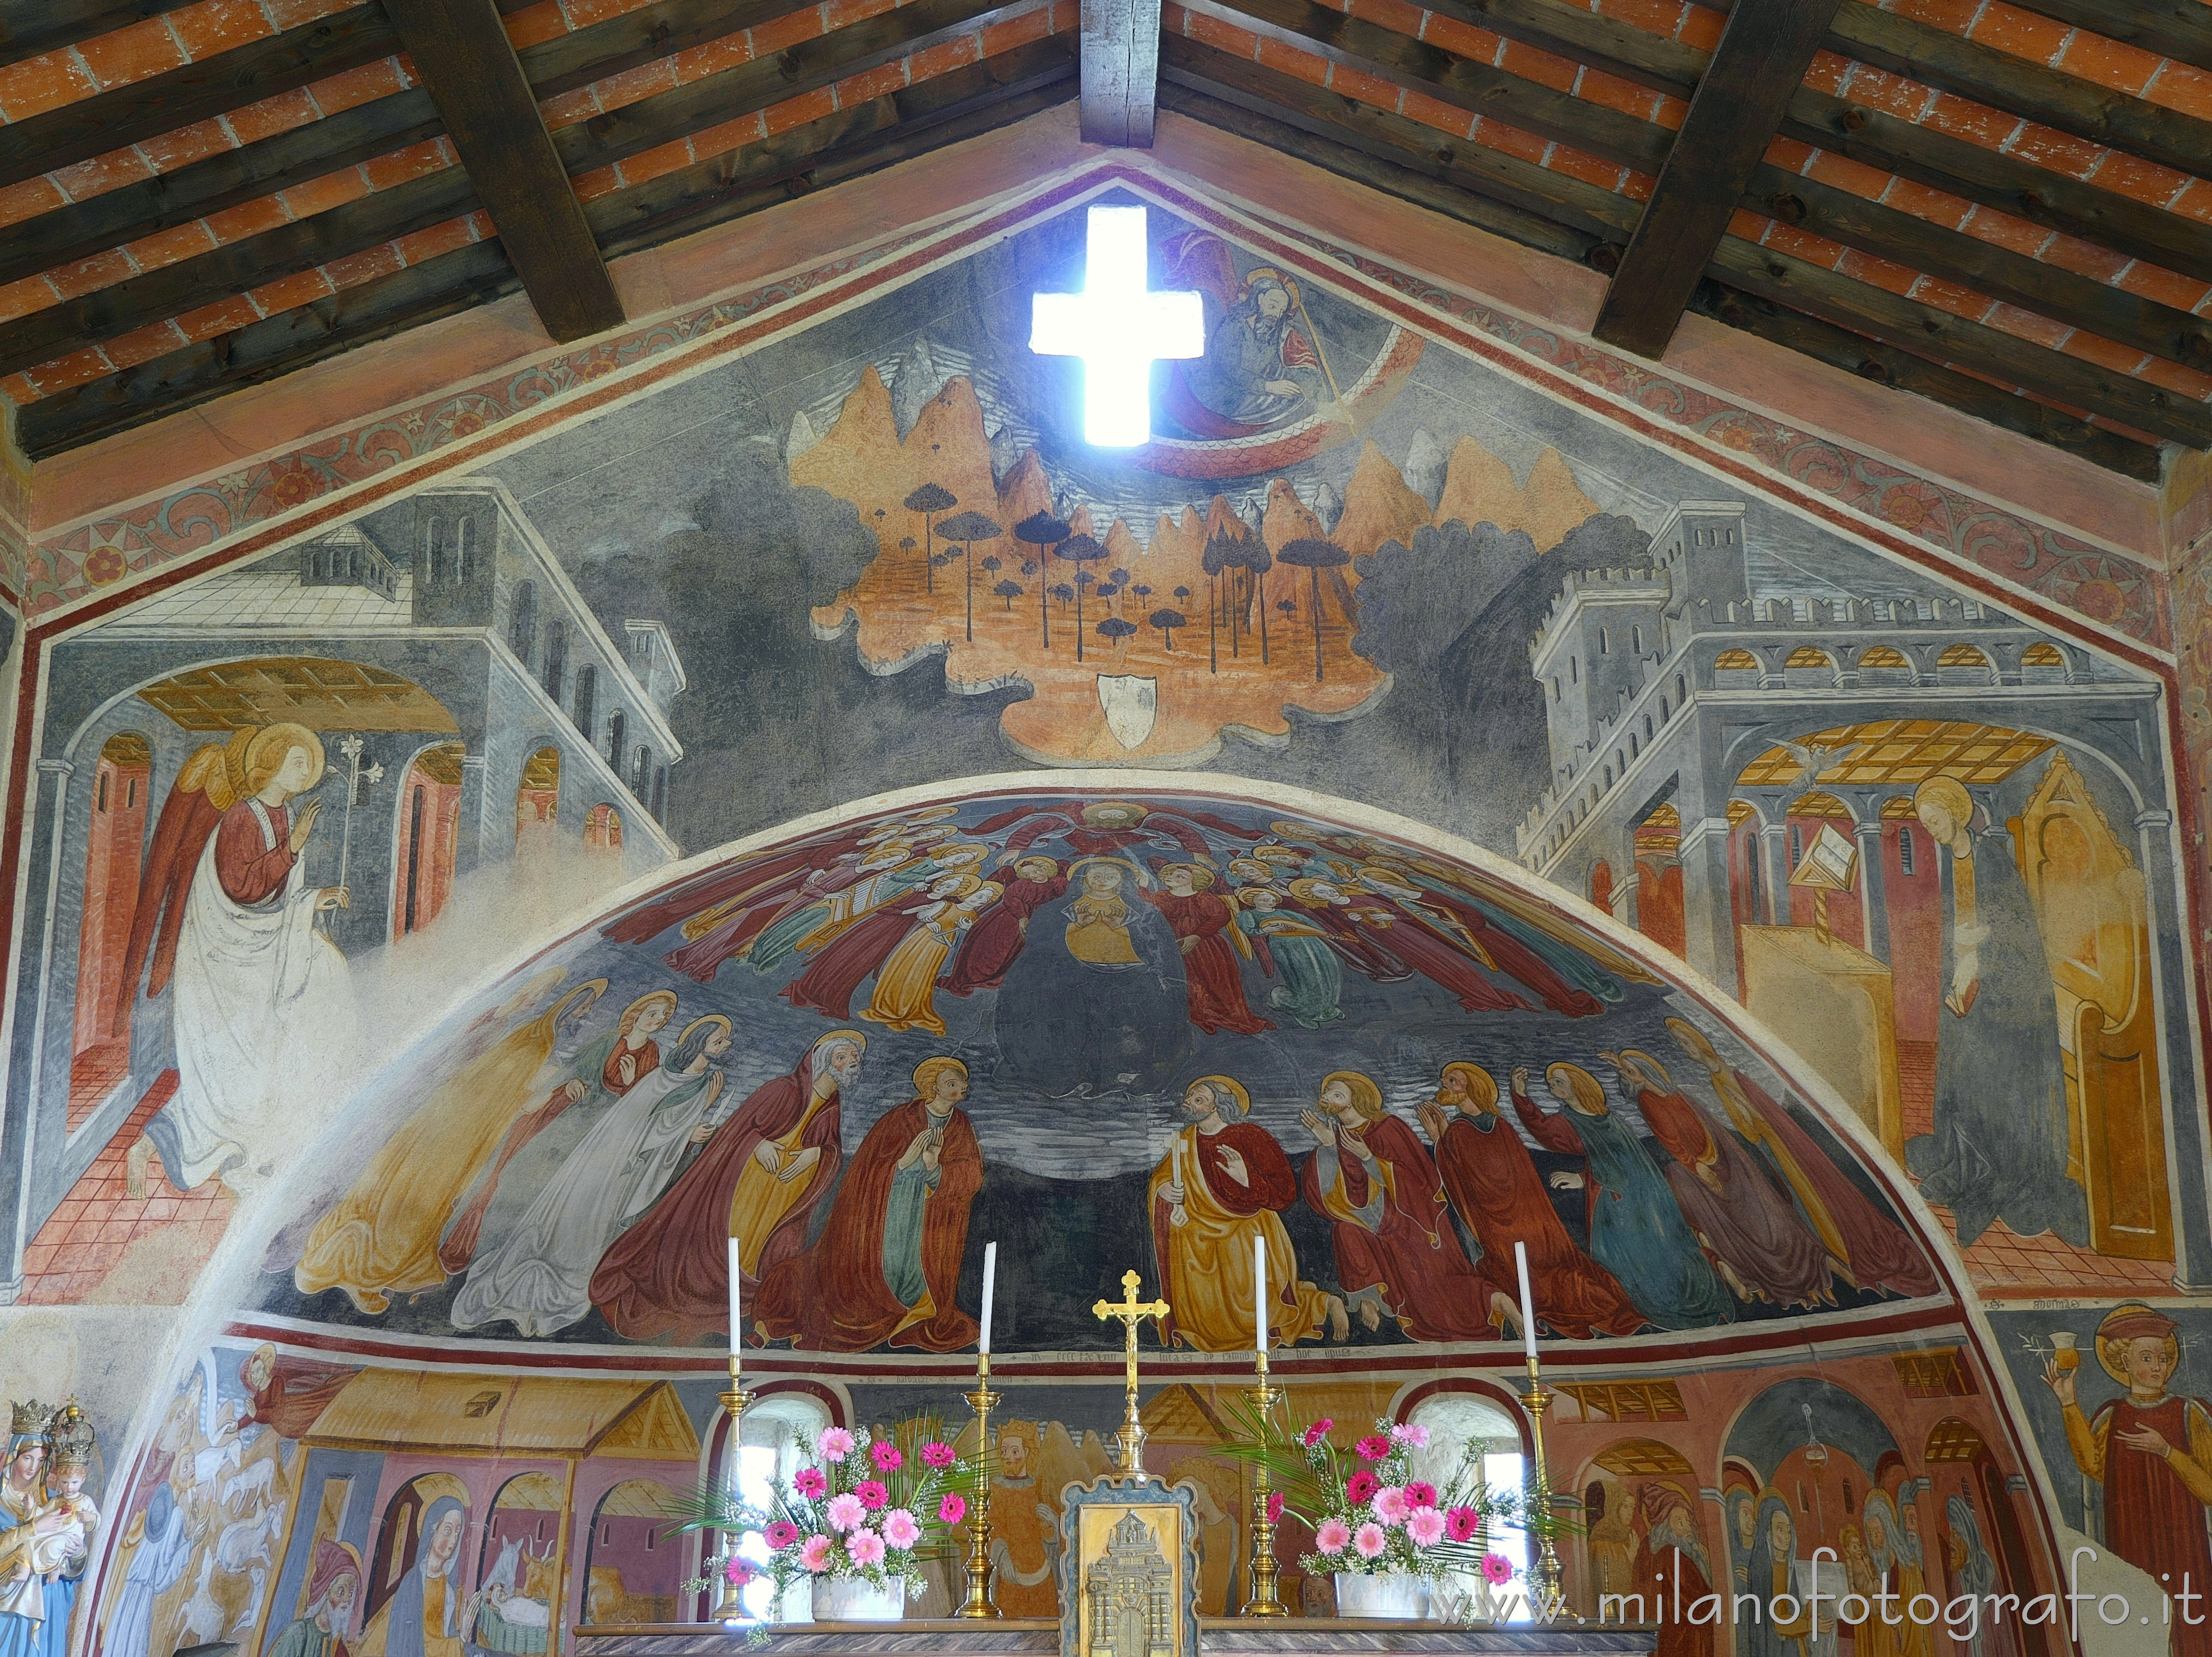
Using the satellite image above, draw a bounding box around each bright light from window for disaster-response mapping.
[1030,205,1203,448]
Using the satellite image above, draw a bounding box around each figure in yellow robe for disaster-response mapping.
[294,982,607,1313]
[862,880,998,1038]
[1147,1076,1343,1351]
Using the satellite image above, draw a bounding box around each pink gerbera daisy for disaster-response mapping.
[825,1493,866,1532]
[1481,1553,1515,1586]
[939,1493,967,1525]
[1265,1492,1284,1525]
[723,1558,755,1586]
[882,1509,921,1549]
[1314,1518,1352,1555]
[855,1480,888,1511]
[1302,1418,1335,1448]
[1345,1470,1380,1505]
[799,1535,837,1572]
[1372,1486,1410,1524]
[1445,1507,1480,1543]
[1353,1523,1388,1560]
[816,1427,856,1463]
[764,1521,800,1550]
[793,1468,827,1499]
[921,1442,957,1470]
[1354,1435,1391,1462]
[1389,1422,1431,1450]
[1406,1507,1446,1547]
[847,1529,887,1567]
[1404,1481,1437,1508]
[871,1442,904,1473]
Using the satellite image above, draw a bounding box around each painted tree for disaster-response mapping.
[1278,598,1297,624]
[1276,537,1351,681]
[1096,617,1139,653]
[1051,582,1074,612]
[1109,567,1131,589]
[1056,533,1108,661]
[1200,526,1244,675]
[995,579,1024,611]
[903,483,957,593]
[1244,537,1275,666]
[936,509,1003,643]
[1015,511,1071,650]
[1150,608,1186,650]
[1133,583,1153,605]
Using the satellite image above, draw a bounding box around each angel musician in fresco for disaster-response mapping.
[1160,230,1334,437]
[115,723,359,1200]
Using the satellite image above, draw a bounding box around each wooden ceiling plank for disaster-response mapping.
[1158,71,1599,258]
[0,87,443,291]
[548,0,1034,176]
[588,36,1079,259]
[0,6,399,192]
[1593,0,1843,359]
[381,0,623,343]
[1159,33,1638,244]
[1185,0,1671,171]
[16,239,520,460]
[1080,0,1162,145]
[1780,88,2212,296]
[1693,282,2160,480]
[1993,0,2212,77]
[1710,234,2212,447]
[0,166,481,379]
[0,0,192,72]
[1749,161,2212,374]
[1825,2,2212,183]
[517,0,819,102]
[1426,0,1699,101]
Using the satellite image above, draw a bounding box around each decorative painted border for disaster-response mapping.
[20,152,2171,655]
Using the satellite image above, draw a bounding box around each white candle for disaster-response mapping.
[980,1241,997,1355]
[1514,1240,1537,1364]
[728,1237,743,1354]
[1255,1234,1267,1362]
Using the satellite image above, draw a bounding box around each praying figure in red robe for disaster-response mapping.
[939,857,1068,995]
[1417,1062,1646,1339]
[781,871,973,1020]
[590,1030,863,1342]
[2049,1303,2212,1657]
[1354,865,1604,1016]
[1143,862,1273,1035]
[1296,1071,1487,1340]
[755,1056,983,1351]
[1337,884,1528,1015]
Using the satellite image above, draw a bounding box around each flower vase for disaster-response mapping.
[1333,1572,1429,1619]
[813,1575,907,1622]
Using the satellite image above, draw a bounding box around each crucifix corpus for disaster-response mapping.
[1093,1269,1169,1473]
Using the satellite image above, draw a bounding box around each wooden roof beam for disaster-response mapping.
[0,0,194,72]
[1995,0,2212,77]
[0,5,399,191]
[382,0,623,344]
[1592,0,1843,359]
[1081,0,1161,144]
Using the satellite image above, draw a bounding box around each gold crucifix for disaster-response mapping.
[1094,1269,1169,1473]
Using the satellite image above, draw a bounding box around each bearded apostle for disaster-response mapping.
[591,1031,863,1341]
[1418,1064,1645,1339]
[756,1056,984,1350]
[1511,1064,1731,1330]
[267,1541,361,1657]
[2047,1303,2212,1655]
[1665,1019,1936,1299]
[1631,1483,1713,1657]
[294,980,609,1314]
[1149,1076,1344,1349]
[1606,1051,1834,1311]
[1144,864,1273,1035]
[940,857,1067,995]
[1296,1071,1486,1340]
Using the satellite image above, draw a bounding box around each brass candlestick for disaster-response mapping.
[1519,1355,1560,1608]
[956,1354,1003,1618]
[715,1355,757,1623]
[1240,1356,1288,1618]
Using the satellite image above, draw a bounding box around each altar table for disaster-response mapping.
[573,1619,1656,1657]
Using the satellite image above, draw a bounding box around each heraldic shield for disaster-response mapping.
[1058,1476,1200,1657]
[1095,676,1158,750]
